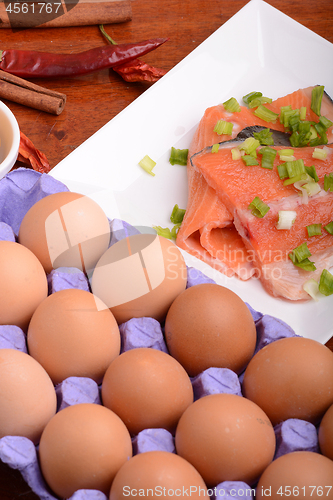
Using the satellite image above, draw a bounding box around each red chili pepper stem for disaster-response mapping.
[99,25,117,46]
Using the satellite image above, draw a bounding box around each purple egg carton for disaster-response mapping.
[0,168,316,499]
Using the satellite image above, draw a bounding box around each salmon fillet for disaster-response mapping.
[176,86,333,299]
[191,142,333,300]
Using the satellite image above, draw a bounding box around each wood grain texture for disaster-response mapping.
[0,1,332,497]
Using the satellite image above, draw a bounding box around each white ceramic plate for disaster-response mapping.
[51,0,333,345]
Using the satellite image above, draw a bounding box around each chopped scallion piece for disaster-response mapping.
[286,158,305,178]
[279,155,296,162]
[153,226,172,239]
[231,148,242,160]
[312,147,328,160]
[306,224,322,237]
[248,96,273,109]
[305,165,319,182]
[242,155,259,166]
[243,91,262,106]
[258,146,277,169]
[254,105,279,123]
[283,173,306,186]
[223,97,241,113]
[303,181,321,197]
[324,173,333,192]
[290,241,312,262]
[211,143,219,153]
[300,106,307,120]
[171,223,181,239]
[170,204,186,224]
[279,105,292,124]
[314,122,328,144]
[277,163,288,179]
[319,269,333,296]
[276,210,297,230]
[311,85,324,116]
[303,279,320,301]
[319,115,333,130]
[139,155,156,176]
[253,128,274,146]
[214,120,233,135]
[239,137,260,155]
[324,221,333,234]
[248,196,270,218]
[169,147,189,166]
[283,109,300,129]
[278,149,294,157]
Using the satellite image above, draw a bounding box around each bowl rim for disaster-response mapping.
[0,100,20,178]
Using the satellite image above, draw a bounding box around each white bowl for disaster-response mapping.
[0,100,20,179]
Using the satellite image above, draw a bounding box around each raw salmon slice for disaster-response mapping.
[191,142,333,300]
[176,86,333,291]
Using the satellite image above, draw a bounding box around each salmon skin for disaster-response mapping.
[176,86,333,300]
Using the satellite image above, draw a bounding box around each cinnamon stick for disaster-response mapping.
[0,70,66,114]
[0,0,132,29]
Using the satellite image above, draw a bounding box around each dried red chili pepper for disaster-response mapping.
[99,26,167,83]
[113,59,167,83]
[0,38,167,79]
[17,132,51,174]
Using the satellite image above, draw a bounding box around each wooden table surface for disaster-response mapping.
[0,0,332,498]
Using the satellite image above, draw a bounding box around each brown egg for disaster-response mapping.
[0,241,48,331]
[164,283,256,376]
[39,403,132,498]
[256,451,333,499]
[109,451,208,499]
[18,191,110,274]
[91,234,187,324]
[0,348,57,444]
[27,288,120,385]
[175,393,275,487]
[242,337,333,426]
[101,347,193,436]
[318,404,333,460]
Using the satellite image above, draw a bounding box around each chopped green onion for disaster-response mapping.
[324,173,333,192]
[283,108,300,129]
[211,143,219,153]
[303,279,320,301]
[298,120,311,134]
[277,163,289,179]
[300,106,307,120]
[170,204,186,224]
[285,158,305,178]
[311,85,325,116]
[306,224,322,237]
[153,226,172,239]
[248,96,273,109]
[309,125,318,140]
[258,147,277,169]
[279,155,296,162]
[303,181,321,197]
[239,137,260,156]
[253,105,279,123]
[324,221,333,235]
[253,128,274,146]
[276,210,297,230]
[139,155,156,176]
[231,148,242,160]
[318,269,333,296]
[314,122,328,144]
[279,105,292,124]
[170,223,181,239]
[169,147,188,166]
[278,149,294,157]
[312,147,328,160]
[243,91,262,106]
[290,241,312,262]
[242,155,259,166]
[319,115,333,130]
[214,120,233,135]
[305,165,319,182]
[283,173,306,186]
[248,197,270,218]
[223,97,241,113]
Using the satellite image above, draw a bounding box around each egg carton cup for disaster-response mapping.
[0,168,322,499]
